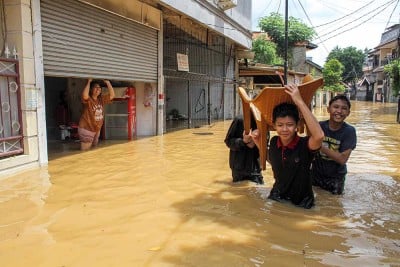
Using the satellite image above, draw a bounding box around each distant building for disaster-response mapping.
[304,57,323,78]
[251,32,322,76]
[363,24,399,103]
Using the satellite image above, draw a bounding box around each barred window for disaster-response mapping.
[0,58,23,158]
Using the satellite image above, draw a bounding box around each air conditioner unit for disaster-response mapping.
[216,0,237,10]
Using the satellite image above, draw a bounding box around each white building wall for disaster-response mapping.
[0,0,44,177]
[159,0,252,49]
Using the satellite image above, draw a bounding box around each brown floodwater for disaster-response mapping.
[0,101,399,267]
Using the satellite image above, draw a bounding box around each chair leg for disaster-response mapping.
[241,102,251,134]
[266,125,271,165]
[256,118,268,170]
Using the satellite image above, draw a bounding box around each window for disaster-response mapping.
[0,58,23,158]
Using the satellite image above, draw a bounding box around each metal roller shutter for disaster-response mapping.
[40,0,158,82]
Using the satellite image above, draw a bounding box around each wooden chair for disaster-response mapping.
[238,75,323,170]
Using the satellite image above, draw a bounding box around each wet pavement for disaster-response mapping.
[0,101,399,266]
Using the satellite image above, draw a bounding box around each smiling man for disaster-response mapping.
[311,95,357,195]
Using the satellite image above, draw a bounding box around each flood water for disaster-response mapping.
[0,101,399,267]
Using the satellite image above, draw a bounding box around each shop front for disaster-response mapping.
[40,0,161,147]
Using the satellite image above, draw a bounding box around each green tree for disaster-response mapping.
[326,46,366,90]
[323,58,345,92]
[384,59,400,97]
[258,12,315,59]
[252,35,283,65]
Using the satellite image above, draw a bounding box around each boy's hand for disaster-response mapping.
[249,129,260,149]
[284,83,303,104]
[242,130,252,144]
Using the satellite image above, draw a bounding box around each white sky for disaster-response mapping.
[251,0,400,66]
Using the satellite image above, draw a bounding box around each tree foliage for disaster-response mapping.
[252,35,283,65]
[258,13,315,59]
[384,59,400,97]
[323,59,345,92]
[326,46,365,84]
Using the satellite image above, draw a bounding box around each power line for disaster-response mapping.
[316,0,392,30]
[289,0,302,19]
[314,0,376,28]
[254,0,273,24]
[316,0,348,13]
[317,0,396,39]
[251,0,398,65]
[276,0,282,14]
[316,0,397,44]
[384,0,400,30]
[295,0,329,53]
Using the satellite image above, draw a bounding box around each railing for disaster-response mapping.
[380,54,399,66]
[0,58,23,158]
[381,58,390,66]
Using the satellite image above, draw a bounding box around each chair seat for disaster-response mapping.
[238,76,324,170]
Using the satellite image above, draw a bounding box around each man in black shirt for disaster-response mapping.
[224,115,264,185]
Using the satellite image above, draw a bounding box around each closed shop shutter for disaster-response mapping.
[40,0,158,82]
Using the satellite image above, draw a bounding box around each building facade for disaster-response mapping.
[0,0,252,176]
[364,24,399,103]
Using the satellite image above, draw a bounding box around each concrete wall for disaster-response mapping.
[292,46,307,73]
[160,0,252,49]
[0,0,42,177]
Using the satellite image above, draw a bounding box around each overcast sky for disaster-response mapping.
[251,0,400,66]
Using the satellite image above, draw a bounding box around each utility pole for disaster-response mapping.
[397,12,400,122]
[284,0,288,85]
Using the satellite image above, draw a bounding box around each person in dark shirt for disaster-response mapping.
[251,83,324,209]
[311,95,357,195]
[224,114,264,185]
